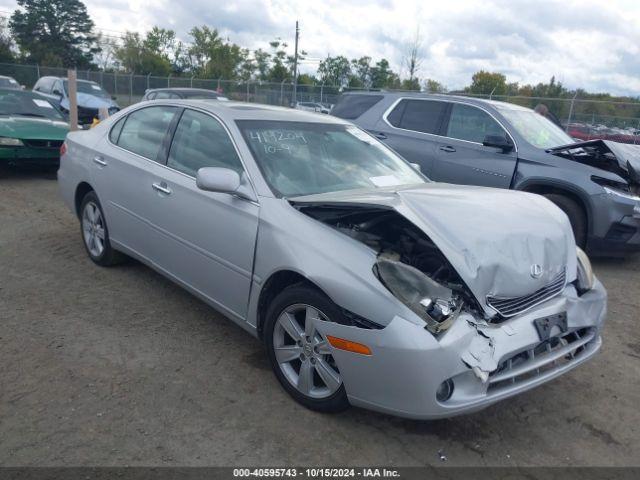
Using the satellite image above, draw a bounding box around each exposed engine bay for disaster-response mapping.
[292,202,484,333]
[548,139,640,193]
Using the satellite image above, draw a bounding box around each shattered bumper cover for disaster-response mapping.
[314,280,606,419]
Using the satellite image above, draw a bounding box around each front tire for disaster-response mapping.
[544,193,587,248]
[79,191,125,266]
[264,285,350,413]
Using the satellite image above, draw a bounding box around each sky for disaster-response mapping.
[1,0,640,96]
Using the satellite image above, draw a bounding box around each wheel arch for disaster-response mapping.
[256,269,327,340]
[74,181,95,218]
[517,179,592,235]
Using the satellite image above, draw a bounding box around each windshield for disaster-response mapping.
[238,120,425,197]
[0,77,20,89]
[496,105,573,149]
[64,80,110,99]
[0,90,66,120]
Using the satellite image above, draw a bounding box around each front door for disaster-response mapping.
[431,102,517,188]
[143,108,260,321]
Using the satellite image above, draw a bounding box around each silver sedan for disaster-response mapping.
[58,100,607,419]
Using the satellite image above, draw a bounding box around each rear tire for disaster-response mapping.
[264,285,350,413]
[544,193,587,248]
[79,191,126,266]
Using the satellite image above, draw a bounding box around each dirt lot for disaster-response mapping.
[1,169,639,467]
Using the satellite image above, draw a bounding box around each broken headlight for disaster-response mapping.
[576,247,595,294]
[374,255,462,334]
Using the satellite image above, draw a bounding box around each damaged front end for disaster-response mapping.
[292,202,482,335]
[548,139,640,194]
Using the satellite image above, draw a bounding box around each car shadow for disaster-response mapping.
[1,164,59,180]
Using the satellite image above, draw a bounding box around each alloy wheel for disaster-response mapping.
[82,201,106,258]
[273,303,342,399]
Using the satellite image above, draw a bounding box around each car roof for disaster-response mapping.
[37,76,97,84]
[341,90,517,110]
[147,88,220,94]
[138,99,349,124]
[0,88,37,96]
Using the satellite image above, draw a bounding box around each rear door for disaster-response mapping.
[431,102,517,188]
[372,98,448,177]
[95,105,181,261]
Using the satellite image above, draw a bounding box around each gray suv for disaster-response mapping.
[333,92,640,255]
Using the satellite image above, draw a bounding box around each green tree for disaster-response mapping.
[114,31,172,75]
[400,78,420,91]
[466,70,507,95]
[10,0,99,67]
[0,18,16,63]
[370,59,399,89]
[253,48,271,80]
[318,55,351,86]
[188,26,244,79]
[349,56,372,88]
[424,78,446,93]
[267,40,290,82]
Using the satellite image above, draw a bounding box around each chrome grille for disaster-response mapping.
[488,327,595,393]
[486,270,566,317]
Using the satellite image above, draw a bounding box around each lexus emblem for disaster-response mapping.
[530,264,543,279]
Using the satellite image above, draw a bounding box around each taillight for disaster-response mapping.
[60,142,67,156]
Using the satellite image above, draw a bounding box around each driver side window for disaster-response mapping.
[446,104,506,143]
[167,109,244,177]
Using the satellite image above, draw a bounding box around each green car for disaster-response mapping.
[0,88,69,168]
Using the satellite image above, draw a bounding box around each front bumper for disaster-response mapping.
[314,280,606,419]
[0,145,60,166]
[587,192,640,256]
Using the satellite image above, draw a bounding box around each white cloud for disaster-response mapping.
[1,0,640,95]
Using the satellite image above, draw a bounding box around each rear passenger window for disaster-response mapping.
[390,99,447,134]
[446,104,505,143]
[109,117,125,143]
[117,106,178,161]
[167,109,243,177]
[331,94,383,119]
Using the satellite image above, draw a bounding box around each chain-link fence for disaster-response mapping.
[3,62,640,144]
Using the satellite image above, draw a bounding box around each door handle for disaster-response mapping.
[93,155,107,166]
[439,145,456,153]
[152,182,172,195]
[374,132,387,140]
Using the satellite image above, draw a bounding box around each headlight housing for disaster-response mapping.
[0,136,24,146]
[374,256,462,334]
[576,247,595,294]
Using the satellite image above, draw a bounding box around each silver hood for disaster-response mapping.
[291,183,577,315]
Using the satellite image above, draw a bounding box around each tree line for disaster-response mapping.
[2,0,640,123]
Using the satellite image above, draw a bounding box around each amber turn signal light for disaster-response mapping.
[326,335,372,355]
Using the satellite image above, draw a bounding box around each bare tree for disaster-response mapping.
[94,34,120,71]
[403,27,423,83]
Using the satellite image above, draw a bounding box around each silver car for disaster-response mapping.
[58,100,607,419]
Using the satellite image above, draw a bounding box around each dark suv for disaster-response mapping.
[333,92,640,256]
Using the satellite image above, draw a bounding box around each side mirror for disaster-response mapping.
[410,162,421,172]
[482,134,514,153]
[52,89,63,97]
[196,167,240,194]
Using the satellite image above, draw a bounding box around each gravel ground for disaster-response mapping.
[1,169,639,467]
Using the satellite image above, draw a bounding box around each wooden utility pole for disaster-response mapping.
[292,20,299,106]
[67,69,78,131]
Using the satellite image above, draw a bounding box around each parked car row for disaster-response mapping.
[57,98,608,419]
[332,92,640,256]
[0,88,69,168]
